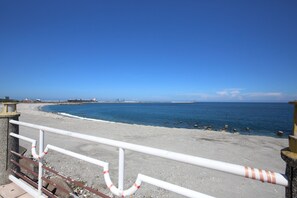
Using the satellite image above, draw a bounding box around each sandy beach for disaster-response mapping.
[16,103,288,198]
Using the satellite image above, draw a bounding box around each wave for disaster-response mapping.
[58,112,116,124]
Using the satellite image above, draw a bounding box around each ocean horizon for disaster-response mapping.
[42,102,294,137]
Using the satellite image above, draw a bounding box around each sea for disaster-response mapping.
[42,102,294,137]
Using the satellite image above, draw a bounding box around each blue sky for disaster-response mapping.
[0,1,296,102]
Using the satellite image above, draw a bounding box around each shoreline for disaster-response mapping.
[16,103,288,198]
[39,102,287,138]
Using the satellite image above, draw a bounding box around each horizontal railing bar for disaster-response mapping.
[10,159,38,177]
[47,145,107,167]
[10,132,36,144]
[10,120,288,187]
[11,170,36,187]
[10,150,39,166]
[139,174,213,198]
[10,150,25,158]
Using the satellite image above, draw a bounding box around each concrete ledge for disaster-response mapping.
[0,182,32,198]
[281,147,297,168]
[0,113,20,118]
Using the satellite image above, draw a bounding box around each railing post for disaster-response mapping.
[118,148,125,191]
[38,129,44,197]
[0,102,20,185]
[281,101,297,198]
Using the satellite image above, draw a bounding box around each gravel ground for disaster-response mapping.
[15,103,288,198]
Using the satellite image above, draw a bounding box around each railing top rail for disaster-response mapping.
[10,119,288,187]
[10,120,241,168]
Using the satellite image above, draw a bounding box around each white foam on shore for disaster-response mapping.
[58,112,115,123]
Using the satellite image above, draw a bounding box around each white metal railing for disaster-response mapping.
[9,120,288,197]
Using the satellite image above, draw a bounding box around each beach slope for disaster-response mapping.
[16,103,287,198]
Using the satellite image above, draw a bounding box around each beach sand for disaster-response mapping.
[16,103,288,198]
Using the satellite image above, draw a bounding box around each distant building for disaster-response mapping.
[22,98,42,103]
[67,98,97,103]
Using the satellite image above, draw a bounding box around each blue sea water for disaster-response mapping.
[42,102,294,137]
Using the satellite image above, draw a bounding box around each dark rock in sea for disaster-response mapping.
[246,127,250,131]
[205,126,212,130]
[276,131,284,136]
[222,124,229,131]
[233,128,237,132]
[194,124,198,128]
[204,126,212,130]
[179,121,183,123]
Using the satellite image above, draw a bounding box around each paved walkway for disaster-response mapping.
[0,183,33,198]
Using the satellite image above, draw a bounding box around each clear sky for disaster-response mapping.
[0,1,296,102]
